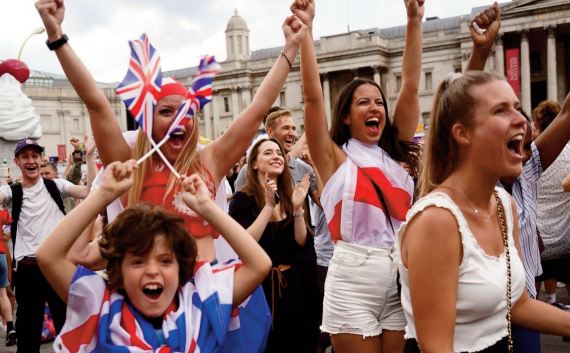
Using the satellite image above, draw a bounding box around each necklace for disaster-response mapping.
[439,185,494,219]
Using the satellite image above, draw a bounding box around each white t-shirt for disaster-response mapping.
[0,178,73,261]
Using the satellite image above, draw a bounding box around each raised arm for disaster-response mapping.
[466,2,501,71]
[202,16,307,185]
[292,0,345,184]
[36,160,137,301]
[400,207,460,353]
[291,174,310,246]
[392,0,425,142]
[35,0,130,166]
[181,175,271,305]
[68,137,98,199]
[66,215,106,271]
[533,92,570,171]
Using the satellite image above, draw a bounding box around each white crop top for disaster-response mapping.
[397,188,526,352]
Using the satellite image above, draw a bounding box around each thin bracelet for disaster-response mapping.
[280,50,293,70]
[293,210,304,218]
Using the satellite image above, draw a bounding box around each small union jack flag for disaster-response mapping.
[167,55,221,136]
[115,33,162,140]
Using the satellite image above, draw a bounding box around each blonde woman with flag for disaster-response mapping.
[36,0,308,262]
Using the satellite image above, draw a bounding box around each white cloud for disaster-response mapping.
[1,0,504,82]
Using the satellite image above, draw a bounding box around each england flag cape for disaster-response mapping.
[321,138,414,247]
[53,259,270,353]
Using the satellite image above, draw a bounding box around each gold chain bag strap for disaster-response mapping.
[493,190,514,353]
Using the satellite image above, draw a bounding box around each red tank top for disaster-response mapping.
[140,162,219,238]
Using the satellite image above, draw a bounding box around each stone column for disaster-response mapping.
[373,66,382,87]
[204,102,213,139]
[322,73,332,126]
[231,89,240,120]
[520,30,531,115]
[495,34,505,76]
[212,96,220,138]
[546,26,558,101]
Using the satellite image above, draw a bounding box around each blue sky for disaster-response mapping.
[1,0,505,82]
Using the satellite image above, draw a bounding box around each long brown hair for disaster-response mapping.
[242,138,295,218]
[331,78,420,178]
[128,114,203,206]
[418,71,503,197]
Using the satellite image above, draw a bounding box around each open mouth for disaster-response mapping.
[25,165,38,173]
[169,131,186,149]
[364,117,381,135]
[506,133,524,159]
[142,283,164,300]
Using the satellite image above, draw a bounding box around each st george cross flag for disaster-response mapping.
[115,33,162,140]
[53,259,270,353]
[167,55,221,136]
[321,138,414,247]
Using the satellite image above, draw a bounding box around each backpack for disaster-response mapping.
[9,178,66,258]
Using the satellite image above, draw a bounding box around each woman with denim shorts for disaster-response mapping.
[292,1,424,352]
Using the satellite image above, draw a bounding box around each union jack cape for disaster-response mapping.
[53,260,270,353]
[321,138,415,247]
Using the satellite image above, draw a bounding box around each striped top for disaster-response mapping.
[499,142,543,298]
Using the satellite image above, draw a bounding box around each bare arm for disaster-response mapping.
[66,216,106,271]
[37,161,137,302]
[292,174,310,246]
[562,172,570,192]
[392,0,424,142]
[292,0,345,184]
[534,92,570,171]
[202,16,307,185]
[181,175,272,305]
[400,207,460,353]
[36,0,130,166]
[509,198,570,336]
[466,2,501,71]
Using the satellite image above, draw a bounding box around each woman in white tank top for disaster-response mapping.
[398,71,570,353]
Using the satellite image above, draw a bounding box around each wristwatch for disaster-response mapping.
[46,34,69,51]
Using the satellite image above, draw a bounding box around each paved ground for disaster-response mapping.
[1,287,569,352]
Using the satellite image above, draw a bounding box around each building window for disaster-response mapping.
[280,91,286,107]
[25,78,53,88]
[396,75,402,93]
[455,67,462,73]
[72,118,80,132]
[223,96,230,113]
[238,35,243,54]
[422,112,431,130]
[424,72,432,91]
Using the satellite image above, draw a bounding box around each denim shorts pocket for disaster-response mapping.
[332,250,367,267]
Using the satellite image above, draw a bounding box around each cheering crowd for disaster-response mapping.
[1,0,570,352]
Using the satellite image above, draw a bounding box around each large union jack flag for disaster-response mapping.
[167,55,221,136]
[115,33,162,140]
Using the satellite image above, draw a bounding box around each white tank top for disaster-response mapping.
[397,187,526,352]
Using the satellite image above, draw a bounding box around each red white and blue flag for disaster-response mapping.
[115,33,162,140]
[167,55,221,136]
[321,139,414,247]
[53,260,270,353]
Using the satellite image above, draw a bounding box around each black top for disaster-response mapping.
[229,191,304,266]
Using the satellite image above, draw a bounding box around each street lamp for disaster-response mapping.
[17,27,45,61]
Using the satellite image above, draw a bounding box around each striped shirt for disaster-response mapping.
[499,142,543,298]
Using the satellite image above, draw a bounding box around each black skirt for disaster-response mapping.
[404,336,508,353]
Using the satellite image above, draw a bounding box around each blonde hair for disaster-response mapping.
[128,114,203,206]
[265,109,293,130]
[418,71,503,197]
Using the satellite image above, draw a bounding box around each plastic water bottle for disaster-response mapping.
[0,159,8,178]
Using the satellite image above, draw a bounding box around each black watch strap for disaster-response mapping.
[46,34,68,51]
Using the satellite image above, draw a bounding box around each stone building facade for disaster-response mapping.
[22,0,570,156]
